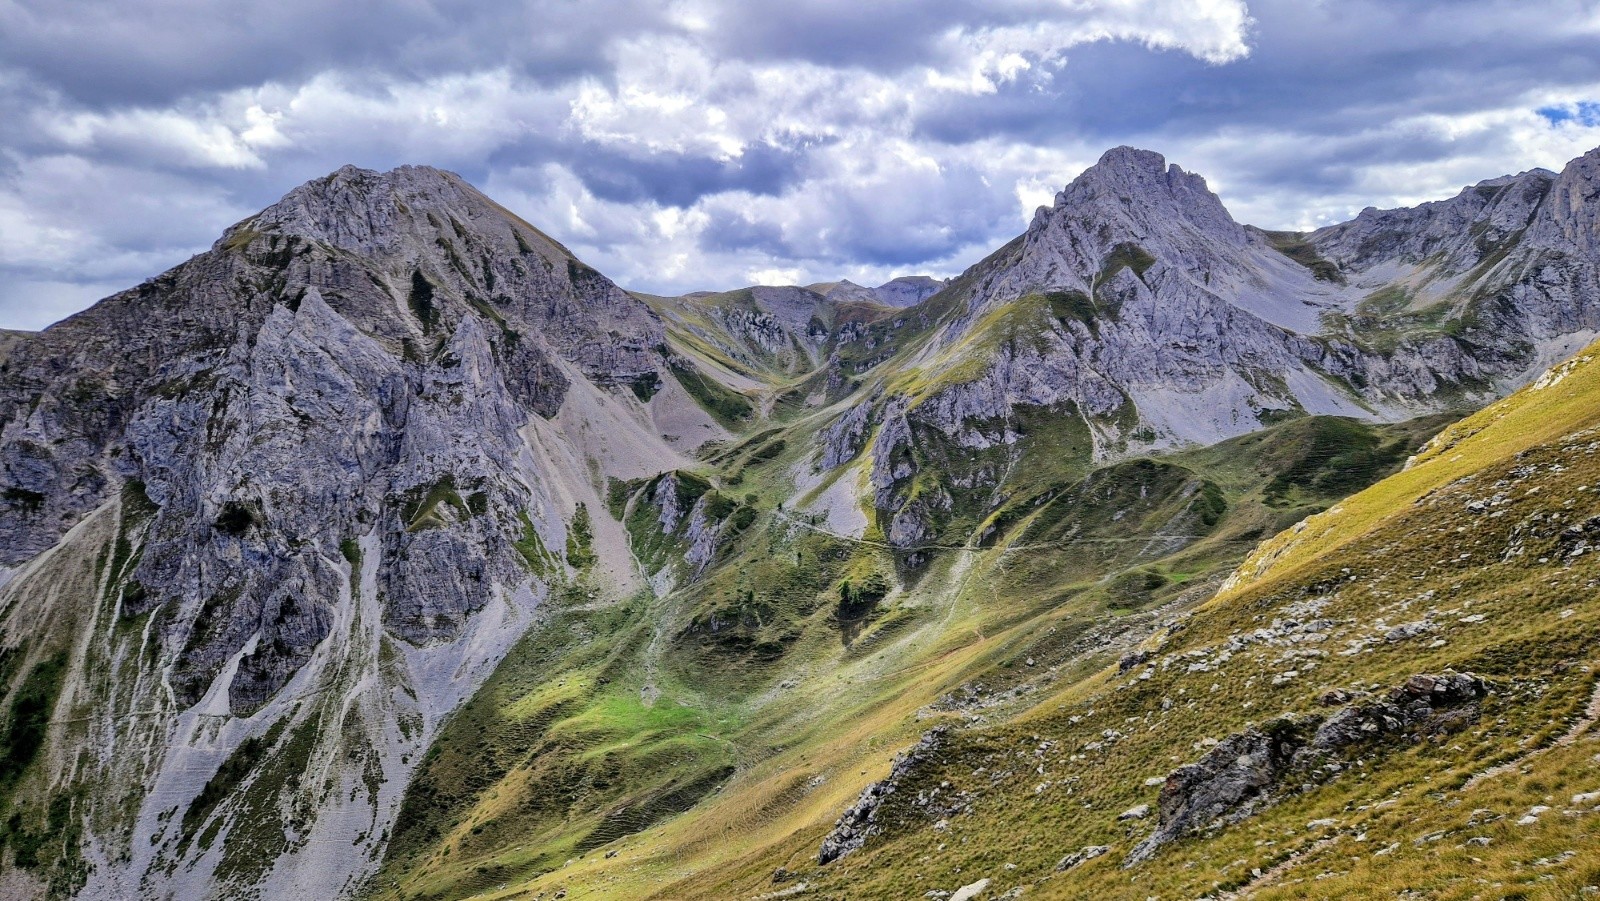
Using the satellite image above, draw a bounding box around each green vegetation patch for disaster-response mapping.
[400,476,476,533]
[409,269,440,335]
[374,587,737,900]
[1100,241,1157,283]
[668,358,754,428]
[214,500,258,536]
[3,486,45,513]
[567,504,597,569]
[0,652,68,791]
[180,721,284,849]
[513,512,557,575]
[1259,229,1344,282]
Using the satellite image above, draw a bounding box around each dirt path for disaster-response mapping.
[1215,836,1341,900]
[771,508,1241,555]
[1463,673,1600,791]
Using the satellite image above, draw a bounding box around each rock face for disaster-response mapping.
[624,469,757,591]
[0,165,689,899]
[3,165,668,713]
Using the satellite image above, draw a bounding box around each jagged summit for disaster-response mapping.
[954,144,1332,333]
[1040,145,1237,235]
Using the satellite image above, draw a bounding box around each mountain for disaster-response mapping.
[0,146,1599,900]
[0,164,713,899]
[747,334,1600,901]
[871,275,949,308]
[811,145,1600,560]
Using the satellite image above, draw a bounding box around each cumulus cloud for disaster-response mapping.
[1,0,1598,329]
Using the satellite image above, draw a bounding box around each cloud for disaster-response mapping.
[0,0,677,106]
[1,0,1598,329]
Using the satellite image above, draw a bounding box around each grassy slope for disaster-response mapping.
[373,293,1600,901]
[366,402,1462,900]
[668,340,1600,901]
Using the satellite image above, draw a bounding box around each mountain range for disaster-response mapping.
[2,144,1599,900]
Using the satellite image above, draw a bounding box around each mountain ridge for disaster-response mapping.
[1,144,1599,900]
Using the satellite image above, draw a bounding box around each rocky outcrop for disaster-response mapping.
[630,470,756,585]
[1126,672,1487,864]
[818,727,947,864]
[818,394,878,470]
[1055,844,1111,872]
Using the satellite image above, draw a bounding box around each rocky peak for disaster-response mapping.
[216,163,666,392]
[1037,145,1244,246]
[959,145,1309,324]
[227,163,572,267]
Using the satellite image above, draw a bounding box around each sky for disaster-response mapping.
[3,1,1600,330]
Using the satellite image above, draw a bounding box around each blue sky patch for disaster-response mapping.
[1539,101,1600,127]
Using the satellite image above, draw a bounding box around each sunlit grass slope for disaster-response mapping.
[367,394,1470,900]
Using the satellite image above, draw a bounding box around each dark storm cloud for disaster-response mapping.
[0,0,677,106]
[565,140,816,207]
[700,213,792,258]
[702,0,1004,71]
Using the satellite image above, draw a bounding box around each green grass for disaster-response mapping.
[1259,229,1344,282]
[668,358,754,428]
[367,397,1468,901]
[370,584,740,900]
[401,476,470,532]
[644,351,1600,900]
[1099,242,1157,284]
[567,504,597,569]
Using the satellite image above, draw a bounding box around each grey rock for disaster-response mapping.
[819,727,947,864]
[873,276,948,308]
[1054,844,1111,872]
[1126,672,1486,865]
[823,145,1600,557]
[1385,620,1434,642]
[0,163,681,898]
